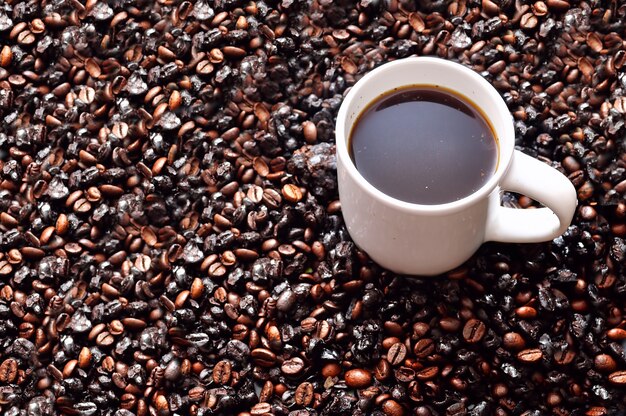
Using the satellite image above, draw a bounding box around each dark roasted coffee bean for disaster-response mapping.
[188,386,205,402]
[259,380,274,403]
[416,366,439,380]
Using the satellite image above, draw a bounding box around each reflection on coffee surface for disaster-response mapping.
[349,85,498,205]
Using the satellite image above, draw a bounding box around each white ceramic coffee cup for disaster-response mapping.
[336,57,577,276]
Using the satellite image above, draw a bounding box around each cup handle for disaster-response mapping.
[484,150,577,243]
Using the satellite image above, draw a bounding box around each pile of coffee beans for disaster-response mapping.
[0,0,625,415]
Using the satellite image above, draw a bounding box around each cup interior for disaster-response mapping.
[336,57,515,211]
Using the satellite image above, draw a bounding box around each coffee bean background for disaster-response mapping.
[0,0,625,415]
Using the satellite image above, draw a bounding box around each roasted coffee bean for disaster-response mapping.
[78,347,92,369]
[322,363,342,378]
[302,121,317,144]
[0,45,12,67]
[164,359,181,381]
[251,348,277,367]
[607,328,626,340]
[516,306,538,319]
[388,342,407,366]
[259,380,274,403]
[213,360,232,384]
[462,319,486,344]
[414,338,435,358]
[295,382,314,406]
[595,354,617,373]
[416,366,439,380]
[188,386,205,402]
[375,359,391,381]
[503,332,526,350]
[261,188,281,208]
[281,357,305,377]
[382,399,405,416]
[345,369,373,388]
[120,394,136,410]
[96,332,114,346]
[439,317,461,332]
[154,394,169,412]
[0,358,18,383]
[609,371,626,385]
[394,367,416,383]
[517,348,543,363]
[251,402,272,415]
[282,184,303,203]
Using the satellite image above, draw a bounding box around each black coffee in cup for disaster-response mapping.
[348,85,498,205]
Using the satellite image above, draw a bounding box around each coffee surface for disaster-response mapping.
[349,86,498,205]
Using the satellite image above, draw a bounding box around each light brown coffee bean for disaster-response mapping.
[213,360,232,384]
[345,368,372,388]
[375,359,391,381]
[281,357,305,376]
[78,347,92,368]
[609,370,626,385]
[413,338,434,358]
[282,183,303,203]
[0,45,12,67]
[0,358,18,383]
[607,328,626,340]
[250,402,272,415]
[515,306,538,319]
[517,348,543,363]
[594,354,617,373]
[387,342,407,366]
[503,332,526,350]
[382,399,405,416]
[302,121,317,144]
[295,382,314,406]
[251,348,276,367]
[462,319,486,343]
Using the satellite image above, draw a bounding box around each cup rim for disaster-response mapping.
[335,56,515,215]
